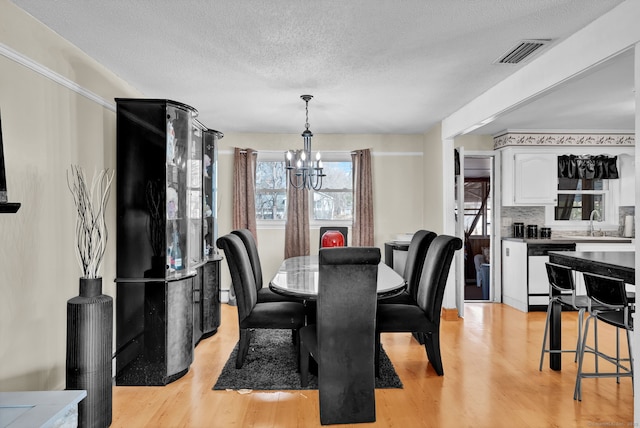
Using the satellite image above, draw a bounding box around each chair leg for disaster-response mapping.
[626,329,634,395]
[424,331,444,376]
[294,329,300,372]
[574,316,592,401]
[574,309,585,363]
[299,335,310,387]
[594,318,599,373]
[616,327,621,383]
[236,328,251,369]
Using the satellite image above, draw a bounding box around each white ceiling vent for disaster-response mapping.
[494,39,551,64]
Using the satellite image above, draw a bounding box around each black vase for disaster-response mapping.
[66,277,113,428]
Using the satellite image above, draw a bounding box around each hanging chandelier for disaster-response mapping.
[285,95,325,190]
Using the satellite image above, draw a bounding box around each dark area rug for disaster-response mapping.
[213,329,403,390]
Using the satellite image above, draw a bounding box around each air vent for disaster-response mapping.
[494,39,551,64]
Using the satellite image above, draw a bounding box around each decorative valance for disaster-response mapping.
[557,155,619,179]
[494,132,634,149]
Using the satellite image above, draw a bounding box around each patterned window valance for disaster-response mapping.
[557,155,619,179]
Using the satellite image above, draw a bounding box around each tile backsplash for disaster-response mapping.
[500,206,635,238]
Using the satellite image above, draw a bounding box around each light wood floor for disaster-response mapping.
[111,303,633,427]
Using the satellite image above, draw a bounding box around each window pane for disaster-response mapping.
[313,190,352,220]
[256,161,286,220]
[555,194,604,221]
[312,161,353,221]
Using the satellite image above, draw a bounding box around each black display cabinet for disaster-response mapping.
[114,99,221,386]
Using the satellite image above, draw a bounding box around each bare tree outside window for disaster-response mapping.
[256,161,287,220]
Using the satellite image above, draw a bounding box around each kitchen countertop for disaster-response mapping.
[502,237,633,244]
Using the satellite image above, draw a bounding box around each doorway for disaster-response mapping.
[461,156,494,302]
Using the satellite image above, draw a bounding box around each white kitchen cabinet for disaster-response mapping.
[501,149,557,206]
[502,240,577,312]
[618,153,635,207]
[501,240,528,312]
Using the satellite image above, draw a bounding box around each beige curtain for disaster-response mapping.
[232,148,257,239]
[352,149,374,246]
[284,173,310,259]
[230,148,257,305]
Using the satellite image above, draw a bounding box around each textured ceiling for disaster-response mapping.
[11,0,629,135]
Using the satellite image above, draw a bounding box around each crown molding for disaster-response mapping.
[0,43,115,112]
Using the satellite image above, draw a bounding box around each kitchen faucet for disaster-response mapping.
[589,209,601,236]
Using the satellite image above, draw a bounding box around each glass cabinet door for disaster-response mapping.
[203,129,221,258]
[166,104,190,279]
[187,120,204,270]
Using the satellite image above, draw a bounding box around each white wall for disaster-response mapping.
[0,0,141,391]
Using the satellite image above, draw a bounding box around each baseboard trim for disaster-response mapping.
[441,308,460,321]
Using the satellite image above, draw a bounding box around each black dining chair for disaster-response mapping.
[375,234,463,376]
[379,230,437,344]
[381,230,437,305]
[217,233,306,368]
[574,272,634,401]
[230,228,298,304]
[539,262,593,371]
[299,246,380,425]
[319,226,348,248]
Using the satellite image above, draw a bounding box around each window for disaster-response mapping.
[255,159,287,220]
[555,178,605,221]
[312,161,352,221]
[255,152,353,223]
[545,176,618,229]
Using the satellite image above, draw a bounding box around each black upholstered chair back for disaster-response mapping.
[316,246,380,424]
[583,272,629,309]
[545,262,576,294]
[231,229,263,289]
[216,234,258,323]
[403,230,437,301]
[415,235,463,323]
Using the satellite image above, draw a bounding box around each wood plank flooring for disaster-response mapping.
[111,303,633,427]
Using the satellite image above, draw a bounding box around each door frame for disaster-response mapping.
[455,150,501,316]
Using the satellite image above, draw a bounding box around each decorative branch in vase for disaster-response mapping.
[67,165,114,279]
[66,165,115,428]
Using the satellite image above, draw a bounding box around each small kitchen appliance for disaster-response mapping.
[513,222,524,238]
